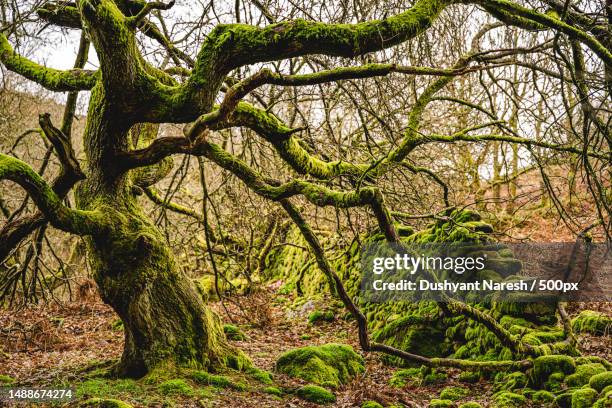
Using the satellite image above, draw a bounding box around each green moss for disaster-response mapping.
[296,384,336,404]
[389,368,421,387]
[423,370,447,385]
[0,374,15,384]
[308,310,335,324]
[188,370,244,389]
[439,386,469,401]
[530,355,575,386]
[554,390,574,408]
[589,371,612,392]
[428,399,453,407]
[458,371,480,383]
[565,363,606,387]
[495,372,527,391]
[246,367,274,384]
[76,379,140,399]
[543,372,565,392]
[111,319,123,331]
[531,390,554,403]
[80,398,133,408]
[571,311,611,335]
[223,324,247,340]
[361,401,384,408]
[571,388,598,408]
[157,379,194,396]
[492,391,526,407]
[263,386,283,396]
[458,403,482,408]
[276,343,364,387]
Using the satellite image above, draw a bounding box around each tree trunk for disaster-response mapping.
[77,86,238,378]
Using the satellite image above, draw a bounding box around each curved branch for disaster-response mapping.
[0,34,96,92]
[0,154,103,235]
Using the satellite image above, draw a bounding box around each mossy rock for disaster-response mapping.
[361,401,384,408]
[493,391,527,407]
[157,379,194,396]
[428,399,453,407]
[80,398,133,408]
[589,371,612,392]
[296,385,336,404]
[189,370,245,390]
[544,372,565,392]
[571,311,611,336]
[0,374,15,384]
[263,386,283,396]
[276,343,364,387]
[565,363,606,387]
[440,386,469,401]
[459,403,482,408]
[495,372,527,391]
[530,355,576,386]
[223,324,247,340]
[592,389,612,408]
[308,310,334,324]
[531,390,555,403]
[571,388,598,408]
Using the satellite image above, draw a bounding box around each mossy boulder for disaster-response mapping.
[440,386,470,401]
[589,371,612,392]
[495,372,527,391]
[296,385,336,404]
[223,324,247,340]
[493,391,526,407]
[276,343,364,387]
[565,363,606,387]
[80,399,133,408]
[429,399,453,407]
[361,401,384,408]
[592,389,612,408]
[389,368,421,387]
[544,372,565,392]
[571,311,611,336]
[531,390,555,403]
[571,388,598,408]
[530,355,576,386]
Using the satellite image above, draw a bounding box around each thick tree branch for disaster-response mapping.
[0,154,103,235]
[0,33,97,92]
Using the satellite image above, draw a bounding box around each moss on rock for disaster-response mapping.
[565,363,606,387]
[493,391,526,407]
[589,371,612,392]
[440,386,470,401]
[571,311,611,336]
[571,388,598,408]
[296,384,336,404]
[530,355,575,386]
[531,390,555,403]
[276,343,364,387]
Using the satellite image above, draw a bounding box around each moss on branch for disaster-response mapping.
[0,154,104,235]
[0,33,97,92]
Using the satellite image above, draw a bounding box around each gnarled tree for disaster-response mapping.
[0,0,609,377]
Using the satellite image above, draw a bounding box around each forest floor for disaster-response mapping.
[0,283,610,408]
